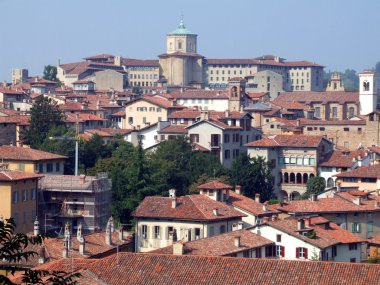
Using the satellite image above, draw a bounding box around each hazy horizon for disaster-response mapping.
[0,0,379,81]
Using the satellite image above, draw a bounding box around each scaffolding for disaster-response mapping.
[38,173,112,235]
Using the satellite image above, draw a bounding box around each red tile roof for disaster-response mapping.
[85,128,132,137]
[246,92,268,99]
[71,252,380,285]
[133,194,245,221]
[228,191,279,216]
[157,125,188,134]
[168,109,201,119]
[300,118,366,126]
[198,180,232,190]
[271,101,312,111]
[263,217,365,249]
[151,229,273,256]
[275,91,359,104]
[122,58,160,67]
[245,135,326,148]
[335,164,380,179]
[0,170,42,181]
[320,150,368,168]
[0,146,66,161]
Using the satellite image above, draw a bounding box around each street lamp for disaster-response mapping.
[49,136,79,176]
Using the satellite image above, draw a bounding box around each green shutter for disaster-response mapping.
[358,223,361,233]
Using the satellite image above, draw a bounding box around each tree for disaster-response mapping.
[229,154,274,201]
[26,97,65,148]
[302,176,326,199]
[43,65,58,82]
[0,218,80,285]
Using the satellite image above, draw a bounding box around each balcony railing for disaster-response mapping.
[209,142,221,149]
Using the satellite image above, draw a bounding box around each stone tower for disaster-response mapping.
[159,19,203,87]
[228,77,247,111]
[326,72,345,91]
[359,70,377,115]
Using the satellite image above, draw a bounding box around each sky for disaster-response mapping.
[0,0,379,81]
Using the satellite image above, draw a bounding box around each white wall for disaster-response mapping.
[176,98,229,111]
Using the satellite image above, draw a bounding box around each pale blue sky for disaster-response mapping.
[0,0,379,81]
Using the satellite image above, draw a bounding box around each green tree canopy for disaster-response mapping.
[26,97,65,148]
[305,176,326,197]
[43,65,58,82]
[229,154,274,201]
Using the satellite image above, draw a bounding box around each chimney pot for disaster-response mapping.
[79,237,85,256]
[262,202,268,212]
[213,208,219,216]
[234,236,241,247]
[297,219,305,230]
[354,197,362,205]
[173,242,184,255]
[255,194,261,203]
[172,197,177,208]
[33,217,40,236]
[235,185,241,195]
[311,194,318,202]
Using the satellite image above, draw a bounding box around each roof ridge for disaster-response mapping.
[187,195,210,220]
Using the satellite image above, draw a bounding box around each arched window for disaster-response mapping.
[303,173,309,184]
[231,86,238,97]
[327,178,334,188]
[178,41,182,49]
[296,173,302,184]
[290,173,295,184]
[284,173,289,184]
[290,192,300,201]
[364,81,370,91]
[310,173,315,179]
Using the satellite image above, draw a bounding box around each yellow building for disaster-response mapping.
[0,145,66,174]
[0,167,42,233]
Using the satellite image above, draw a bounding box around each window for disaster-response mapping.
[256,247,262,258]
[343,127,349,132]
[224,134,230,143]
[46,163,53,173]
[343,177,358,182]
[332,245,337,257]
[56,162,60,172]
[18,163,25,171]
[190,134,199,143]
[276,234,282,242]
[349,243,358,251]
[31,188,36,200]
[368,222,373,233]
[157,108,162,112]
[39,164,43,173]
[224,150,230,159]
[352,223,361,233]
[195,228,201,239]
[128,117,133,124]
[265,245,276,257]
[303,157,310,165]
[296,247,308,259]
[332,107,338,118]
[309,157,316,166]
[154,226,160,239]
[307,127,313,131]
[22,190,28,202]
[358,127,362,133]
[284,157,290,164]
[13,191,18,204]
[276,245,285,258]
[315,107,321,118]
[290,156,296,164]
[141,225,147,239]
[220,225,226,234]
[209,226,215,236]
[319,127,325,131]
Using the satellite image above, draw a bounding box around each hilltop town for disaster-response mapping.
[1,19,380,284]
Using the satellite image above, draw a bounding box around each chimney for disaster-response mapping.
[62,236,69,258]
[38,247,45,264]
[64,223,72,250]
[262,202,268,212]
[213,208,219,216]
[336,182,341,192]
[173,242,184,255]
[119,227,124,241]
[311,194,318,202]
[77,223,83,241]
[33,217,40,236]
[225,110,229,118]
[79,174,86,184]
[353,197,362,205]
[172,197,177,209]
[234,236,241,247]
[169,189,176,198]
[105,217,112,246]
[255,194,261,203]
[297,219,305,230]
[263,216,270,223]
[233,221,243,231]
[79,236,85,256]
[235,185,241,195]
[304,217,311,227]
[110,216,115,233]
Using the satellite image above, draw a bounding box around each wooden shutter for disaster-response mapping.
[351,223,355,233]
[304,248,308,259]
[281,246,285,257]
[296,247,299,258]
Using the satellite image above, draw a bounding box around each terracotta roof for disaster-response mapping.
[368,235,380,245]
[245,135,326,148]
[85,128,133,137]
[246,92,268,99]
[198,180,232,190]
[0,88,25,95]
[151,229,274,256]
[275,91,359,104]
[127,96,184,109]
[192,143,210,152]
[271,101,312,111]
[320,150,368,168]
[122,58,160,67]
[157,125,188,134]
[335,164,380,179]
[111,111,126,117]
[206,58,323,68]
[168,109,201,119]
[169,90,229,99]
[0,146,66,161]
[133,194,245,221]
[263,217,365,249]
[228,191,279,216]
[65,113,105,123]
[158,51,203,58]
[69,252,380,285]
[0,170,42,181]
[300,118,366,126]
[59,102,96,112]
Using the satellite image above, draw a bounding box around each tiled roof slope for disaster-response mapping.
[228,191,279,216]
[198,180,232,190]
[245,135,325,148]
[150,229,273,256]
[133,194,245,221]
[319,150,367,168]
[275,91,359,103]
[0,170,42,181]
[73,252,380,285]
[335,164,380,179]
[0,146,66,161]
[157,125,188,134]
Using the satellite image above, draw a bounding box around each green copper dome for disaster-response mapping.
[169,19,196,35]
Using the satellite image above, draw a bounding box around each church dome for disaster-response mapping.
[168,19,196,35]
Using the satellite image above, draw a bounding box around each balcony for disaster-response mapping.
[209,141,221,149]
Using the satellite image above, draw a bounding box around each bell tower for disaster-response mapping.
[359,70,377,115]
[228,77,246,111]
